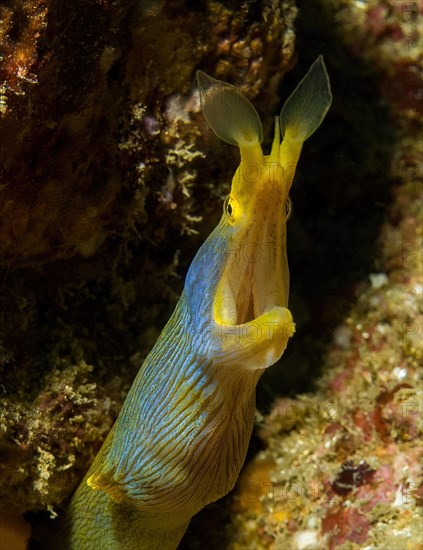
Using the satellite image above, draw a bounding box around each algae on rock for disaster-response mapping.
[0,0,297,523]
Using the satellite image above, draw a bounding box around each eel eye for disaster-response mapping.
[224,195,236,223]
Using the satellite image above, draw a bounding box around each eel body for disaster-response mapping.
[51,57,332,549]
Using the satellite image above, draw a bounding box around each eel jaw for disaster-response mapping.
[212,168,294,369]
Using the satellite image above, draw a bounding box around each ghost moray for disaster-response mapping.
[51,56,332,549]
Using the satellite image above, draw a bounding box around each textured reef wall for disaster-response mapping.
[181,0,422,548]
[0,0,297,543]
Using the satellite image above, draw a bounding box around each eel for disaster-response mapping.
[50,56,332,549]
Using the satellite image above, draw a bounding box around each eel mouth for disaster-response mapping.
[214,181,288,327]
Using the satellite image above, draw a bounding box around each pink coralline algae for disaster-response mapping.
[322,508,371,549]
[330,460,376,496]
[186,1,422,548]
